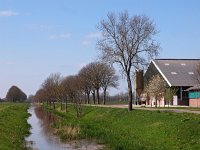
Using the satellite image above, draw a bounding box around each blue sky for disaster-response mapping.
[0,0,200,97]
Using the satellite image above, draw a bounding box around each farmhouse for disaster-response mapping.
[144,59,200,107]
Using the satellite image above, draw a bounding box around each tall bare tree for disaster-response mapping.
[97,11,160,110]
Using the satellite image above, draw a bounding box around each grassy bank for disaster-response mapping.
[0,103,30,150]
[47,104,200,150]
[105,100,128,105]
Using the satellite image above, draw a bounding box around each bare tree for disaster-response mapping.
[91,89,96,104]
[97,11,160,111]
[41,73,62,109]
[60,77,71,112]
[101,64,119,104]
[61,75,76,110]
[61,75,83,116]
[73,75,84,117]
[145,75,165,108]
[79,62,117,105]
[34,89,47,103]
[78,66,93,104]
[84,62,105,104]
[90,62,103,104]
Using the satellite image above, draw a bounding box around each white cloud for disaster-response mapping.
[49,33,71,40]
[81,32,102,46]
[0,10,18,17]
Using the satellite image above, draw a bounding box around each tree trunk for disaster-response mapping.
[65,99,67,112]
[50,101,52,107]
[84,92,87,104]
[87,92,90,104]
[60,100,63,110]
[53,101,55,109]
[103,88,107,105]
[155,97,157,108]
[92,91,96,104]
[97,88,100,104]
[164,99,165,108]
[127,75,133,111]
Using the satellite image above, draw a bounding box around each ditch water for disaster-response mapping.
[25,105,102,150]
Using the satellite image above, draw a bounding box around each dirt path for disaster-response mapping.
[87,104,200,115]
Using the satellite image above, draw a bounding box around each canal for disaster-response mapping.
[25,105,102,150]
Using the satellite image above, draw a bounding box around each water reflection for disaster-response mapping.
[25,105,103,150]
[34,106,59,138]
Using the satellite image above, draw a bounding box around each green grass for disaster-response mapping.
[0,103,30,150]
[105,100,128,105]
[46,104,200,150]
[143,106,200,111]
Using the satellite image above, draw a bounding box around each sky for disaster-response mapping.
[0,0,200,98]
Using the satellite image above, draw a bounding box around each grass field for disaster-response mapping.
[0,103,30,150]
[46,104,200,150]
[104,100,128,105]
[141,106,200,111]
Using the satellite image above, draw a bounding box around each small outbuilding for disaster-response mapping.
[186,85,200,107]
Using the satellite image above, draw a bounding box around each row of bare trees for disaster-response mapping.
[35,11,160,112]
[34,62,118,115]
[79,62,118,105]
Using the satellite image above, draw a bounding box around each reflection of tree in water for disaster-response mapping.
[34,106,59,137]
